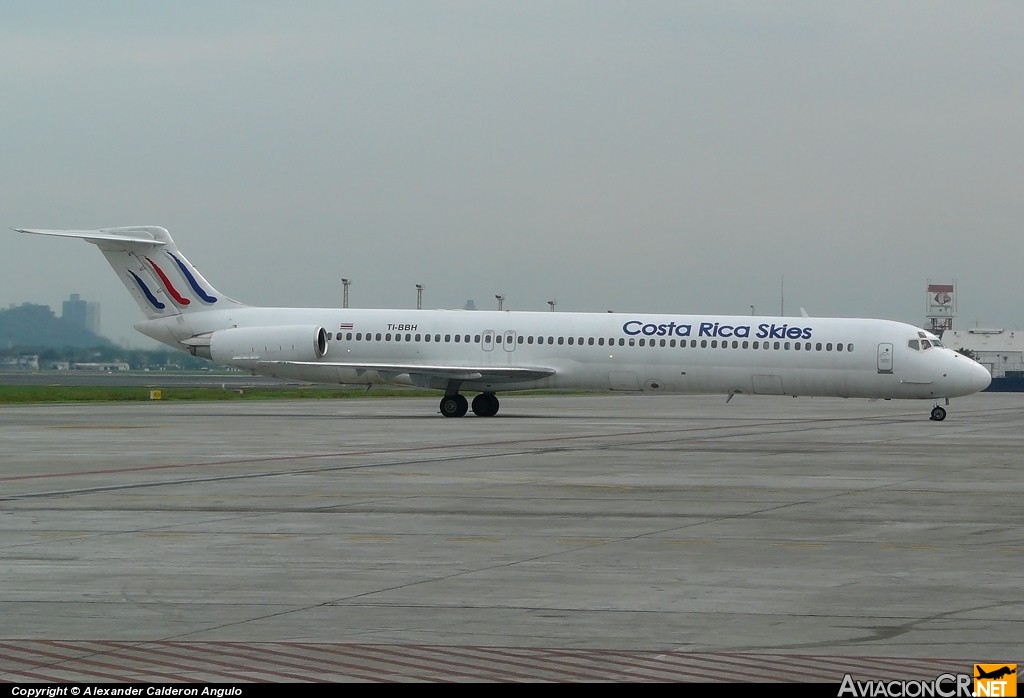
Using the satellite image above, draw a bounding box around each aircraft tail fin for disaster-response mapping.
[15,226,245,320]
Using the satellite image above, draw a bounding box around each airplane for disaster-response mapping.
[15,226,991,420]
[975,666,1016,681]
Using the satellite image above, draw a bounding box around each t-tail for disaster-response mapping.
[14,226,244,320]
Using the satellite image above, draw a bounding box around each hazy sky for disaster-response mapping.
[3,2,1022,347]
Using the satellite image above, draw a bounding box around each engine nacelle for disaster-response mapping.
[202,325,329,364]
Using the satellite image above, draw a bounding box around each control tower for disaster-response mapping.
[925,281,956,337]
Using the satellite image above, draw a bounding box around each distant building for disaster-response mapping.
[0,355,39,370]
[464,299,477,310]
[72,362,130,372]
[62,293,100,335]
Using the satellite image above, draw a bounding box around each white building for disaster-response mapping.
[942,328,1024,380]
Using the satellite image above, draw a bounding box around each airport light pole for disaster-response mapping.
[495,294,505,311]
[416,284,424,310]
[342,278,351,309]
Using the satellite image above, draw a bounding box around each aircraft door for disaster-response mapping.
[503,330,516,353]
[482,330,494,352]
[877,343,894,374]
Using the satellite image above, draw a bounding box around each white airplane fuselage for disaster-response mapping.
[137,306,990,401]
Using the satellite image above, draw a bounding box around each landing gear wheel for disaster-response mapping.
[930,406,947,422]
[471,393,500,417]
[440,394,469,418]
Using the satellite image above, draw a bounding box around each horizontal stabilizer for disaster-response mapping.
[14,227,166,247]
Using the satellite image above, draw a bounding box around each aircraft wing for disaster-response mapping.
[262,360,556,383]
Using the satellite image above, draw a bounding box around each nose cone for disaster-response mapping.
[971,360,992,393]
[947,353,991,397]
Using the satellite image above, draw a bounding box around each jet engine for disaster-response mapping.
[189,325,329,364]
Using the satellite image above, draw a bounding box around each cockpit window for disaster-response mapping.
[910,333,944,351]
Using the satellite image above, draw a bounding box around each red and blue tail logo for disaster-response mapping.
[127,252,219,312]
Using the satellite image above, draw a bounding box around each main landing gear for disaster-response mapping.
[439,392,500,418]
